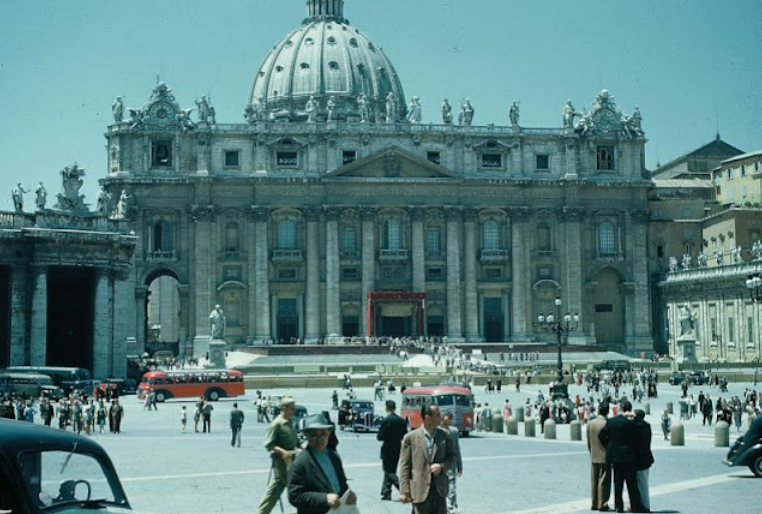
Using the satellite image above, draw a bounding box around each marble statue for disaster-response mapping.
[357,94,369,123]
[34,182,47,211]
[55,164,87,212]
[96,186,111,215]
[441,98,453,124]
[752,240,762,260]
[631,106,642,134]
[327,96,337,122]
[11,183,28,213]
[460,98,474,126]
[733,245,742,263]
[196,95,215,123]
[697,250,708,268]
[385,92,396,124]
[176,109,196,131]
[681,253,692,270]
[128,107,144,129]
[669,256,678,272]
[115,190,130,219]
[714,249,724,266]
[112,96,124,124]
[509,101,520,126]
[245,98,264,122]
[209,304,227,339]
[306,96,318,122]
[679,304,696,337]
[562,100,577,128]
[407,96,422,124]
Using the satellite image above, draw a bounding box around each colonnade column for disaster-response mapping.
[29,266,48,365]
[112,269,134,378]
[445,207,464,342]
[324,207,342,337]
[628,209,654,352]
[510,209,530,340]
[360,207,376,337]
[305,207,321,343]
[410,208,425,293]
[563,207,585,344]
[463,208,481,341]
[135,286,148,356]
[251,207,271,342]
[92,269,112,379]
[191,205,215,358]
[10,266,30,365]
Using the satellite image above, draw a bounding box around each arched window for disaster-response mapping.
[277,220,297,249]
[225,222,240,251]
[598,222,616,256]
[483,220,499,251]
[386,220,401,250]
[153,221,172,252]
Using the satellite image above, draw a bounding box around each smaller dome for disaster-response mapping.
[246,0,407,123]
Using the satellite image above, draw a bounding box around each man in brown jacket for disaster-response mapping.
[399,404,457,514]
[587,402,612,511]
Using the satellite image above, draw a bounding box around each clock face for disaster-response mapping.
[149,102,175,125]
[594,108,619,133]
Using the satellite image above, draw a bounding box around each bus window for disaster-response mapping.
[455,395,473,407]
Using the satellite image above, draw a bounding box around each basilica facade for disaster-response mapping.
[101,0,654,358]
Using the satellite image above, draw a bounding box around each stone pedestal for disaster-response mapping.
[207,339,227,369]
[193,335,212,359]
[676,336,698,364]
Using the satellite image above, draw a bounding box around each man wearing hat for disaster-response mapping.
[288,412,356,514]
[256,396,300,514]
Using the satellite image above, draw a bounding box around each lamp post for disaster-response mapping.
[537,295,579,399]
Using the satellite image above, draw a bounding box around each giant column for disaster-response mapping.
[463,208,481,341]
[563,207,585,344]
[29,266,48,365]
[191,205,215,357]
[325,207,342,336]
[92,269,112,378]
[10,265,30,365]
[305,207,321,343]
[411,207,426,293]
[627,209,654,353]
[112,267,134,378]
[360,207,376,336]
[252,207,271,342]
[445,207,464,342]
[510,208,530,340]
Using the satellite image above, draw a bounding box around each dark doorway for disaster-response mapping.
[427,316,444,337]
[0,267,9,367]
[380,316,410,337]
[342,316,359,337]
[47,268,94,369]
[483,297,504,342]
[277,299,299,343]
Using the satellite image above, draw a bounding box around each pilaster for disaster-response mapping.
[360,207,376,336]
[626,209,654,353]
[10,265,30,365]
[410,207,426,292]
[191,205,215,357]
[92,269,112,379]
[29,266,48,365]
[463,208,481,341]
[563,207,586,344]
[252,206,271,341]
[510,208,530,340]
[325,207,342,336]
[445,207,464,342]
[305,207,321,342]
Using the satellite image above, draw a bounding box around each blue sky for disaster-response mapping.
[1,0,760,211]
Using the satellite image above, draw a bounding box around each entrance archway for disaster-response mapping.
[593,268,624,348]
[146,270,181,356]
[47,267,94,368]
[367,291,426,337]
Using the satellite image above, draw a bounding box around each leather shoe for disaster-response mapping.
[599,507,611,512]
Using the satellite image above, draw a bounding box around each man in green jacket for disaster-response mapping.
[256,396,300,514]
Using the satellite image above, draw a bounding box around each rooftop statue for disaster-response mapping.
[562,100,578,128]
[752,240,762,260]
[245,98,264,122]
[385,92,397,124]
[669,256,678,273]
[55,164,88,212]
[96,186,111,216]
[128,107,144,130]
[35,182,47,211]
[509,101,520,126]
[407,96,422,124]
[681,253,692,270]
[196,95,216,124]
[733,245,743,263]
[441,98,453,124]
[357,94,370,123]
[714,249,724,266]
[112,96,124,124]
[460,98,474,126]
[327,96,337,122]
[176,108,196,132]
[115,190,130,219]
[305,96,318,123]
[696,250,708,268]
[11,183,28,213]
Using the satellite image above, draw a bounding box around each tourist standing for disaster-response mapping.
[598,400,645,513]
[377,399,407,501]
[587,402,611,512]
[230,402,245,447]
[255,396,300,514]
[441,411,463,514]
[633,409,654,512]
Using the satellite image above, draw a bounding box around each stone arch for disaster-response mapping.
[143,267,186,352]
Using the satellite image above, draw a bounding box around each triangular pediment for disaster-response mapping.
[323,146,459,180]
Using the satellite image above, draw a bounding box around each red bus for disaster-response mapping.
[137,369,245,402]
[401,385,475,436]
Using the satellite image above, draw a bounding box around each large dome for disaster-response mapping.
[247,0,407,122]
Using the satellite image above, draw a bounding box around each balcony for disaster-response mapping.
[219,251,246,262]
[145,250,177,262]
[272,249,303,265]
[480,249,510,263]
[596,251,625,261]
[379,249,409,262]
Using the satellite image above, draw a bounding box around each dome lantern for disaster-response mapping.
[305,0,346,23]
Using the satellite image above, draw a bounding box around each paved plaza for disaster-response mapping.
[86,379,759,514]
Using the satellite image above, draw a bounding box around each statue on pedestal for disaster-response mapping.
[460,98,474,126]
[752,240,762,260]
[562,100,577,128]
[732,245,742,263]
[96,186,111,215]
[715,249,725,266]
[35,182,47,211]
[697,250,708,268]
[112,96,124,123]
[209,304,227,340]
[357,94,369,123]
[669,256,678,272]
[407,96,422,124]
[509,101,520,126]
[327,96,337,122]
[441,98,453,124]
[681,253,692,270]
[305,96,318,122]
[55,164,88,212]
[115,190,130,219]
[385,92,397,124]
[12,183,28,213]
[679,304,696,337]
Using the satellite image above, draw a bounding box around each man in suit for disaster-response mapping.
[441,411,463,514]
[598,400,646,513]
[377,399,408,500]
[633,409,654,512]
[399,403,457,514]
[229,402,245,447]
[288,413,357,514]
[587,402,612,511]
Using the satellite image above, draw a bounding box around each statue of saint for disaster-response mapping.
[11,183,28,213]
[385,92,396,124]
[357,94,369,123]
[196,96,210,123]
[697,250,708,268]
[562,100,576,128]
[669,256,678,272]
[509,101,520,126]
[407,96,422,124]
[305,96,318,122]
[733,245,743,263]
[679,304,695,337]
[112,96,124,123]
[753,240,762,260]
[681,253,692,270]
[96,186,111,215]
[115,190,130,219]
[461,98,474,126]
[441,98,453,124]
[34,182,47,211]
[714,249,724,266]
[209,304,226,339]
[327,96,337,122]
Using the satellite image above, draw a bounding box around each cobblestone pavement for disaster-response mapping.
[85,379,760,514]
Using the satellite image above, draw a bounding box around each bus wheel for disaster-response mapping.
[155,391,167,403]
[207,389,221,401]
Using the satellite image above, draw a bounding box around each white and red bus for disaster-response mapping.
[401,385,475,436]
[137,369,245,402]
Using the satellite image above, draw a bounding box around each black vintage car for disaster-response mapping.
[668,371,709,386]
[725,415,762,477]
[0,418,152,513]
[338,399,381,432]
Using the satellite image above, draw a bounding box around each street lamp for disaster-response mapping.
[746,273,762,303]
[537,296,579,399]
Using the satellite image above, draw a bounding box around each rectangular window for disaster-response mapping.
[595,304,613,313]
[596,146,614,170]
[342,267,359,281]
[728,317,734,343]
[536,154,550,170]
[755,162,760,173]
[278,269,297,280]
[684,244,693,255]
[427,151,441,164]
[485,267,502,279]
[727,168,733,179]
[656,244,664,258]
[481,153,502,169]
[427,268,443,281]
[224,150,240,167]
[152,141,172,167]
[342,150,357,165]
[276,151,298,167]
[748,316,755,343]
[741,165,746,176]
[426,229,440,253]
[341,228,357,255]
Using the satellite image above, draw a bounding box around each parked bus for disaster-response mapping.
[0,372,64,400]
[137,369,245,402]
[1,366,93,395]
[401,385,475,436]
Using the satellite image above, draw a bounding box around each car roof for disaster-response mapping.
[0,418,107,456]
